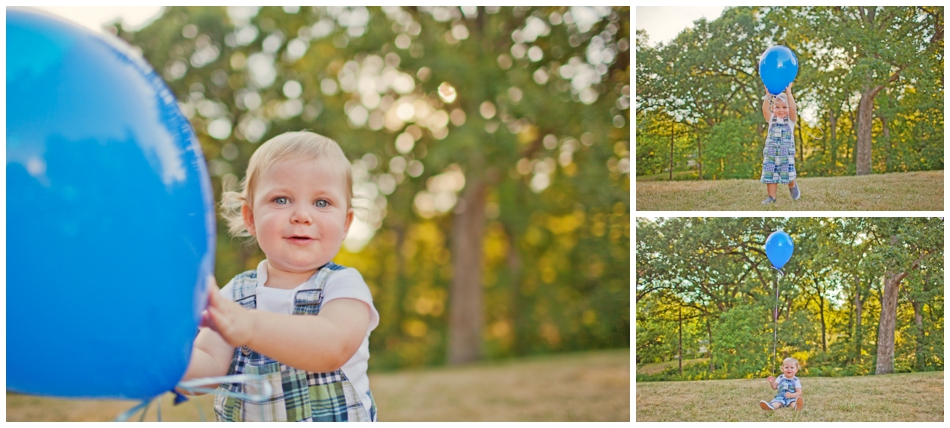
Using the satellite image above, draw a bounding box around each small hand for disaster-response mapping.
[767,376,776,383]
[784,392,793,398]
[202,276,255,348]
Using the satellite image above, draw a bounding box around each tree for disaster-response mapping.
[777,6,943,175]
[866,218,942,374]
[117,6,630,368]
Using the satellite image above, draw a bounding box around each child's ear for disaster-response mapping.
[342,207,354,237]
[242,204,257,236]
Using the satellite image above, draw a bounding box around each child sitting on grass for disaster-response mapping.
[759,357,804,411]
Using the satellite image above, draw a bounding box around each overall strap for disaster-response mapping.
[293,262,346,314]
[230,270,260,310]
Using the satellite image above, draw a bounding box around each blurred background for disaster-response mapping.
[8,6,630,421]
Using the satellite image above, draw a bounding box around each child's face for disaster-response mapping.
[781,362,798,378]
[243,157,353,276]
[773,100,789,119]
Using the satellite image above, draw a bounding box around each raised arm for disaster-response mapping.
[762,92,772,122]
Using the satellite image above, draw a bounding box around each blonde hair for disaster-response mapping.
[220,131,353,242]
[783,357,799,368]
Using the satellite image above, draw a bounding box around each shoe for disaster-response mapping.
[760,400,774,411]
[795,397,804,410]
[790,184,800,200]
[761,196,776,205]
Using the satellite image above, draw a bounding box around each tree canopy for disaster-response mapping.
[636,6,943,180]
[636,217,943,380]
[114,6,630,369]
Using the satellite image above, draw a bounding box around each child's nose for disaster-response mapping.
[290,208,313,224]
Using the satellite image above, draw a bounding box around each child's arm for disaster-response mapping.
[177,326,236,394]
[785,84,797,122]
[766,375,778,390]
[761,93,772,122]
[785,385,803,398]
[204,286,371,373]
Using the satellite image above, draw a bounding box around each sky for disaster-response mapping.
[636,6,727,47]
[26,6,164,33]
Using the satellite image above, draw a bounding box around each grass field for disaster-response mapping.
[6,349,629,422]
[635,170,943,211]
[636,358,708,375]
[636,371,943,422]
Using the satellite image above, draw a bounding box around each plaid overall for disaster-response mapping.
[772,375,801,407]
[213,263,377,422]
[760,114,796,184]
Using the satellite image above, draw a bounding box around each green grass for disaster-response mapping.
[6,349,629,422]
[636,371,943,422]
[635,170,943,211]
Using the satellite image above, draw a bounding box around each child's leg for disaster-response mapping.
[767,183,777,198]
[770,401,785,409]
[788,180,796,188]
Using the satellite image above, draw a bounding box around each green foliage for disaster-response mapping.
[712,304,771,377]
[117,6,630,369]
[637,6,943,178]
[636,217,944,379]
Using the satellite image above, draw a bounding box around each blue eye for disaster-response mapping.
[275,197,289,204]
[315,199,329,208]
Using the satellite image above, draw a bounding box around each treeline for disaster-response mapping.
[636,218,943,380]
[636,6,943,179]
[116,6,631,369]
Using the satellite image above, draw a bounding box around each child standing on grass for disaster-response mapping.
[181,131,378,422]
[760,83,801,204]
[760,357,804,411]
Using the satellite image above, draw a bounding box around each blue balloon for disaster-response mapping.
[759,45,799,95]
[7,8,215,399]
[765,231,794,269]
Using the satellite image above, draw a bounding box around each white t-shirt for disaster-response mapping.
[219,260,379,415]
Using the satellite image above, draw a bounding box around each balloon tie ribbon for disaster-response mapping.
[770,266,784,375]
[114,374,273,422]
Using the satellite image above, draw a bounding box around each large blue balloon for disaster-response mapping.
[7,8,215,399]
[759,45,798,95]
[765,231,794,269]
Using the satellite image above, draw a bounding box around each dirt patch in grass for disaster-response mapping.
[636,371,943,422]
[7,349,630,422]
[635,170,943,211]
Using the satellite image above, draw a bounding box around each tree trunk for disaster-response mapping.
[855,89,876,175]
[912,300,925,370]
[706,316,714,372]
[818,293,827,353]
[697,130,702,181]
[447,176,488,364]
[796,118,805,167]
[853,284,864,365]
[875,271,907,374]
[502,221,527,356]
[678,307,683,375]
[881,116,890,172]
[669,121,674,180]
[829,110,837,167]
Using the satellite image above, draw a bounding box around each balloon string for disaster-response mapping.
[113,374,273,422]
[176,374,274,401]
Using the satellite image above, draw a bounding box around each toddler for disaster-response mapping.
[181,131,378,422]
[759,357,804,411]
[760,84,801,204]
